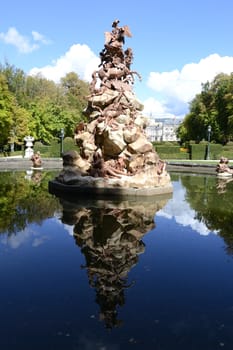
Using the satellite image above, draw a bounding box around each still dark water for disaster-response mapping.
[1,170,233,350]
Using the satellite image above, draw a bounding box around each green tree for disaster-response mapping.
[0,61,26,105]
[9,103,31,149]
[25,74,59,103]
[60,71,89,111]
[0,62,90,145]
[213,73,233,143]
[177,73,233,144]
[0,73,14,145]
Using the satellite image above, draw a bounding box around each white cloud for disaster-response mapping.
[146,54,233,118]
[0,27,38,53]
[28,48,233,118]
[32,30,51,45]
[143,97,166,115]
[142,96,182,119]
[0,27,50,53]
[29,44,100,82]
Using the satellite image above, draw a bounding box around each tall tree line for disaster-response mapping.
[0,62,89,149]
[177,73,233,144]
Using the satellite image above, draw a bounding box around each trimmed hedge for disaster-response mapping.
[221,144,233,159]
[155,145,181,154]
[31,140,233,160]
[155,143,227,160]
[189,143,223,160]
[154,145,190,159]
[156,153,190,160]
[34,137,78,157]
[189,144,206,160]
[207,144,222,160]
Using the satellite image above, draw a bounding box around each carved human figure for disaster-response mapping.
[105,19,131,49]
[31,151,42,168]
[89,151,127,178]
[216,157,233,174]
[157,159,166,175]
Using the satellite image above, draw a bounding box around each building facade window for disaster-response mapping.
[146,118,181,142]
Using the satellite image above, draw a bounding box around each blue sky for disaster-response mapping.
[1,0,233,119]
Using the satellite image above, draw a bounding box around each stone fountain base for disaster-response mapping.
[49,165,173,199]
[49,179,173,198]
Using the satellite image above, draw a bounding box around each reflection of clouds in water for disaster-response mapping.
[0,216,75,250]
[76,334,120,350]
[55,215,74,236]
[32,236,49,247]
[0,228,49,249]
[157,180,216,236]
[0,216,60,249]
[1,229,32,249]
[63,224,75,236]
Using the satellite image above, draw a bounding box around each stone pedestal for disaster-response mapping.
[24,136,34,159]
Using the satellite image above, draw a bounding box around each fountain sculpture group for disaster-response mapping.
[49,20,172,197]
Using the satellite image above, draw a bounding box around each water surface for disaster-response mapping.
[0,170,233,349]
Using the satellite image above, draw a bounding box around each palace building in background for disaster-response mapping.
[146,117,182,142]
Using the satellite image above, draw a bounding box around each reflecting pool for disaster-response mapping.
[1,170,233,350]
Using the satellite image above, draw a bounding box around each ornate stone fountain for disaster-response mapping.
[49,20,172,197]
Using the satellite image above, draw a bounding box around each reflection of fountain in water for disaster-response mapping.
[25,169,43,183]
[216,177,233,194]
[58,195,171,328]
